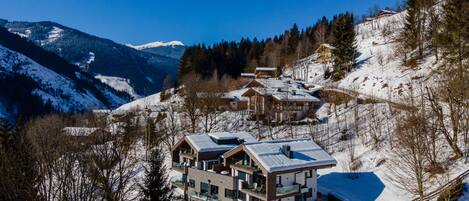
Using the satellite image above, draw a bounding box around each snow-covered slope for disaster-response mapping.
[95,75,140,99]
[0,44,127,115]
[116,92,163,112]
[293,11,436,102]
[1,19,180,96]
[127,41,186,59]
[126,41,184,50]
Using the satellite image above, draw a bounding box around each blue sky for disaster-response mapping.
[0,0,401,45]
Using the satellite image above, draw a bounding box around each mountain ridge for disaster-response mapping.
[0,26,130,120]
[0,18,181,97]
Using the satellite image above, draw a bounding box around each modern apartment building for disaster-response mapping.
[171,132,336,201]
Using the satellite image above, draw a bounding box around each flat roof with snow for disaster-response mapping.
[244,139,336,172]
[251,78,303,89]
[223,88,249,101]
[255,67,276,71]
[272,90,321,102]
[186,132,257,152]
[241,73,255,77]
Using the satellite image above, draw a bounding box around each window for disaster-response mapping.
[200,182,209,194]
[306,170,312,178]
[237,191,246,201]
[295,194,305,201]
[238,171,247,181]
[276,175,282,186]
[210,185,219,197]
[225,189,237,198]
[306,188,313,198]
[188,179,195,188]
[207,160,219,170]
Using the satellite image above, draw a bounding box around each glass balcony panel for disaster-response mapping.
[276,184,301,196]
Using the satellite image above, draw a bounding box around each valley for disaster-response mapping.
[0,1,468,201]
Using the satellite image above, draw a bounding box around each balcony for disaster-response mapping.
[170,175,186,189]
[190,192,219,201]
[180,151,196,160]
[240,180,266,200]
[172,162,188,173]
[276,183,301,196]
[231,161,259,174]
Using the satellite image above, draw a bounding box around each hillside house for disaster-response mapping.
[241,73,256,81]
[315,43,335,64]
[221,88,250,111]
[242,87,320,122]
[255,67,278,78]
[171,132,336,201]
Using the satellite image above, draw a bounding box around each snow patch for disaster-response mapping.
[126,41,184,50]
[40,26,63,46]
[74,52,95,71]
[94,75,140,99]
[9,28,32,38]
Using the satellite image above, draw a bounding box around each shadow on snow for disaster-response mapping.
[318,172,385,201]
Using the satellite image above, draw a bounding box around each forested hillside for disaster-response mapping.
[178,10,391,81]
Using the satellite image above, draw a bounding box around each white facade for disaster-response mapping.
[276,170,317,201]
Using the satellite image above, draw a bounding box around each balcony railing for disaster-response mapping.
[172,162,189,173]
[240,180,267,199]
[180,151,196,159]
[170,176,186,189]
[276,183,301,196]
[191,192,219,201]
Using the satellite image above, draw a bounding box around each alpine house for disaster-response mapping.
[171,132,336,201]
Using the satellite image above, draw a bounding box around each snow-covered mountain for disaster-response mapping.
[127,41,185,59]
[0,19,180,97]
[127,41,184,50]
[0,26,130,120]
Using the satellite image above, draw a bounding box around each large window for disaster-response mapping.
[225,189,237,199]
[200,182,209,194]
[276,175,282,186]
[210,185,219,197]
[238,191,246,201]
[238,171,247,181]
[295,194,305,201]
[188,179,195,188]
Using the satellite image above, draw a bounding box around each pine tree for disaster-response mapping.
[402,0,424,60]
[140,147,173,201]
[331,13,357,81]
[438,0,469,73]
[427,0,440,61]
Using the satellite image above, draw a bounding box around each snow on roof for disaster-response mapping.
[253,78,302,89]
[379,9,397,14]
[256,67,276,71]
[241,73,255,77]
[224,88,249,101]
[63,127,98,137]
[318,43,335,50]
[272,90,321,102]
[245,139,336,172]
[243,87,277,96]
[186,132,257,152]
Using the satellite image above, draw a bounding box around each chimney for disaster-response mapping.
[281,145,292,158]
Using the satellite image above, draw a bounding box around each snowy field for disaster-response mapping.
[293,11,438,103]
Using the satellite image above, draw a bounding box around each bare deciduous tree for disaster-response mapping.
[388,94,434,201]
[181,73,202,133]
